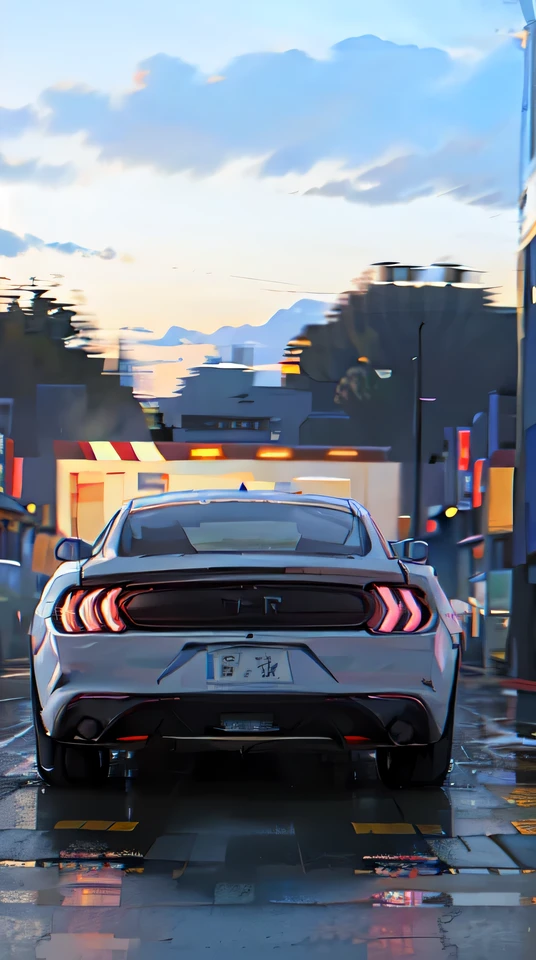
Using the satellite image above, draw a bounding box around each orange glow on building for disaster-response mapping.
[256,448,293,460]
[398,515,411,540]
[472,542,485,561]
[12,457,23,499]
[327,449,359,458]
[487,467,514,533]
[280,363,301,375]
[189,447,224,460]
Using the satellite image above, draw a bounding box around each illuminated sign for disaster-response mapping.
[473,459,486,509]
[487,467,514,534]
[457,429,471,472]
[0,434,4,493]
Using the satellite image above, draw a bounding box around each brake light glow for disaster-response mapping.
[59,590,85,633]
[368,585,431,634]
[78,590,106,632]
[100,588,125,632]
[375,586,402,632]
[399,588,422,632]
[56,588,126,633]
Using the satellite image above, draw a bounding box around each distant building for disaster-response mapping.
[53,441,401,544]
[157,363,313,445]
[231,343,255,367]
[509,1,536,684]
[421,390,515,669]
[0,285,151,586]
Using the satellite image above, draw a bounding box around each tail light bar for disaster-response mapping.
[54,588,126,634]
[367,585,432,634]
[53,583,430,635]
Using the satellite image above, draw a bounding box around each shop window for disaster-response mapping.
[491,536,513,570]
[138,473,169,494]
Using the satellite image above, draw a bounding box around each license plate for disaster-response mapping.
[208,648,293,684]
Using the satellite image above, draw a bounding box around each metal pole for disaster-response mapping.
[410,322,425,540]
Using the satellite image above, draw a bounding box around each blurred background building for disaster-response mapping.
[507,0,536,691]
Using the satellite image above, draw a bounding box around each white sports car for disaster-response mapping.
[30,490,464,789]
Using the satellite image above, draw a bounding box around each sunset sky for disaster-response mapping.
[0,0,526,336]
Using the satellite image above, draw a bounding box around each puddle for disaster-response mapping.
[33,933,138,958]
[58,842,143,860]
[270,891,536,907]
[0,890,39,903]
[0,860,37,868]
[58,861,126,872]
[214,882,255,904]
[361,857,445,877]
[372,891,451,907]
[59,867,123,906]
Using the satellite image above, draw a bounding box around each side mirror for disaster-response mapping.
[54,538,93,562]
[450,599,471,616]
[390,539,429,563]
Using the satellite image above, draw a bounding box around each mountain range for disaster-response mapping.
[143,298,329,366]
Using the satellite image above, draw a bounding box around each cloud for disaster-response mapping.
[0,105,37,139]
[0,104,72,187]
[0,152,75,186]
[305,132,520,208]
[37,34,523,208]
[0,227,116,260]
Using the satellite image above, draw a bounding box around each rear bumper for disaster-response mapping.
[47,690,443,751]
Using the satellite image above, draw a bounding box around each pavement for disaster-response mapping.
[0,662,536,957]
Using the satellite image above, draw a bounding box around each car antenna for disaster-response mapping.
[239,482,248,491]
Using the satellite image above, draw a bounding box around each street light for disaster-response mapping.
[410,322,425,540]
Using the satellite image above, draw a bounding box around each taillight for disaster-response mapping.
[367,585,432,634]
[55,588,126,633]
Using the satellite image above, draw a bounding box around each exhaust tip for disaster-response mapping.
[77,717,102,740]
[388,720,414,745]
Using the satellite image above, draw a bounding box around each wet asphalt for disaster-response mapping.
[0,663,536,956]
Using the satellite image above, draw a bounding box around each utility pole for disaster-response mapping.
[410,322,425,540]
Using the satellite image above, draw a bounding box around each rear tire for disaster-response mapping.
[31,671,109,789]
[376,669,457,789]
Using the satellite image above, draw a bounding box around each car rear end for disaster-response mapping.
[31,491,460,761]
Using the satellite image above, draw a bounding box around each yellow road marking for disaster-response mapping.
[54,820,139,832]
[502,787,536,807]
[513,820,536,835]
[351,822,415,835]
[81,821,114,831]
[416,824,443,835]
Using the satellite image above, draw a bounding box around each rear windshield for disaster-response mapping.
[118,500,371,557]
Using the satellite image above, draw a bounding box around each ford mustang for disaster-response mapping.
[30,490,463,789]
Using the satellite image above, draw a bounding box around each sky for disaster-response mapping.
[0,0,527,335]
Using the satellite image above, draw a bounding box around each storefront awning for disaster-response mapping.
[458,535,484,547]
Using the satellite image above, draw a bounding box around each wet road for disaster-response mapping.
[0,664,536,957]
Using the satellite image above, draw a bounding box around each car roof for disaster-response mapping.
[129,489,359,512]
